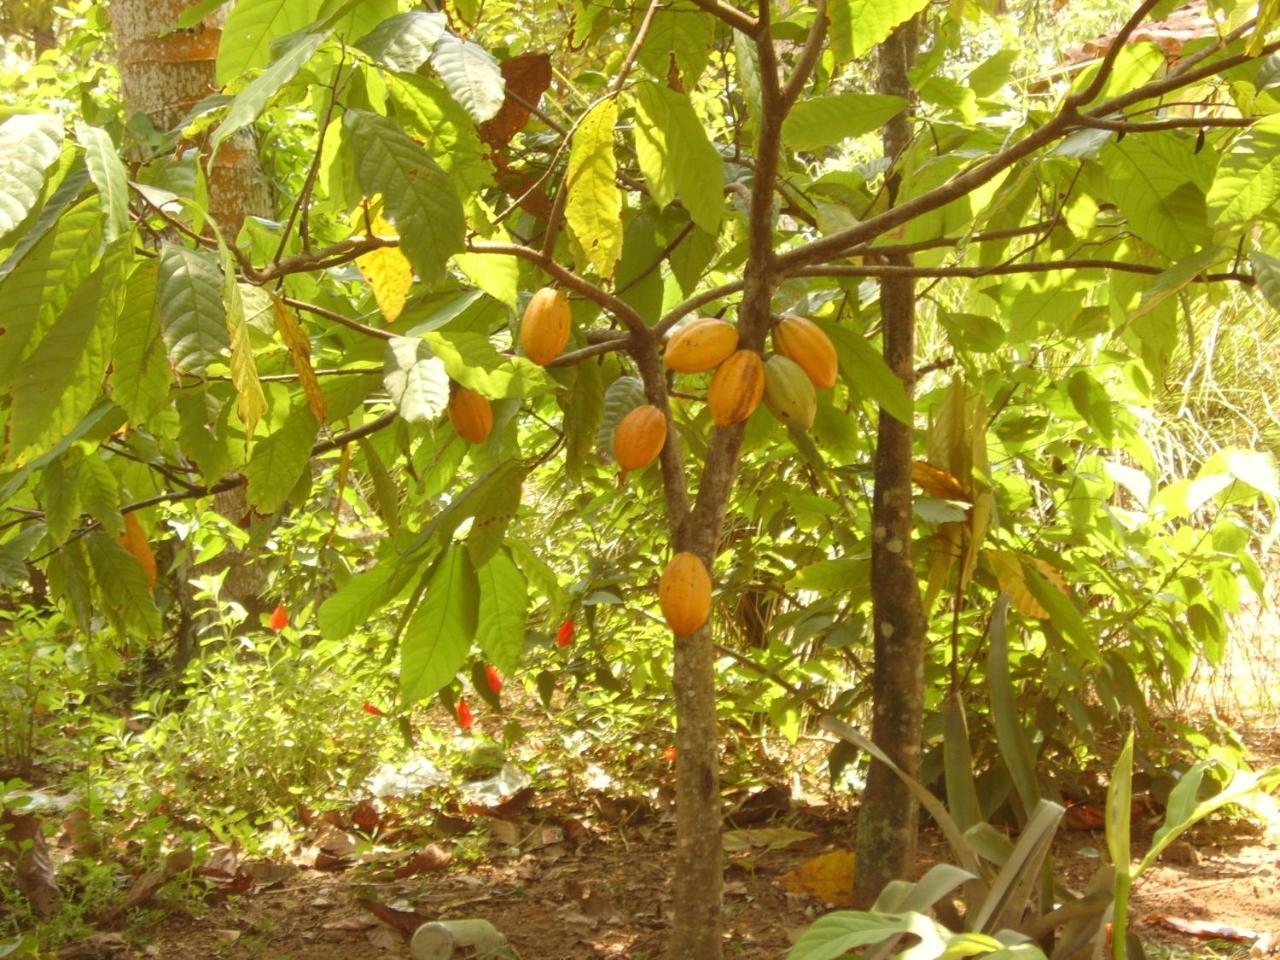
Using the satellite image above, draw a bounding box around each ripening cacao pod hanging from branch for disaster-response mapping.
[659,551,712,635]
[763,355,817,430]
[612,403,667,472]
[520,287,571,365]
[448,385,494,443]
[663,318,740,373]
[772,314,838,389]
[707,350,765,427]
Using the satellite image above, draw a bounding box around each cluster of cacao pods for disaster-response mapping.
[663,314,836,431]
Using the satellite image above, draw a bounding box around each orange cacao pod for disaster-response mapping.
[663,318,740,373]
[707,350,765,427]
[773,315,838,389]
[520,287,571,365]
[612,404,667,472]
[659,552,712,635]
[448,386,493,443]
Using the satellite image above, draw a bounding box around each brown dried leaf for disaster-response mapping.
[911,460,971,502]
[358,898,431,939]
[1,812,62,917]
[271,295,327,420]
[391,844,452,878]
[479,53,553,149]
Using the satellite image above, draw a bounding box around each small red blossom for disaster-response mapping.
[362,702,384,717]
[484,665,502,694]
[663,745,677,763]
[456,699,473,731]
[268,604,289,631]
[556,618,574,647]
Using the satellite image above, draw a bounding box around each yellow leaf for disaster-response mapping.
[118,513,157,590]
[986,549,1048,618]
[565,97,622,279]
[356,210,413,322]
[779,849,855,906]
[271,296,327,423]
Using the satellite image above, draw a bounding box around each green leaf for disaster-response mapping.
[78,456,122,537]
[631,83,724,235]
[0,157,89,286]
[210,29,328,157]
[563,357,605,482]
[829,0,931,61]
[595,376,647,457]
[356,10,447,71]
[1066,370,1114,442]
[73,122,129,241]
[384,336,450,423]
[1207,115,1280,224]
[404,460,527,557]
[384,73,495,195]
[943,692,983,835]
[86,532,161,639]
[1132,247,1223,319]
[465,463,527,568]
[0,197,103,391]
[110,261,170,423]
[565,97,622,279]
[359,438,400,536]
[1101,134,1212,258]
[429,32,505,123]
[244,404,320,513]
[987,596,1041,821]
[790,557,869,596]
[157,243,228,374]
[39,455,80,547]
[220,244,267,437]
[617,212,664,326]
[420,331,554,398]
[817,320,912,426]
[787,910,940,960]
[782,94,906,152]
[636,7,713,85]
[401,545,479,703]
[1249,250,1280,311]
[0,113,62,243]
[318,556,416,640]
[1106,732,1135,879]
[475,549,527,673]
[216,0,325,84]
[345,109,465,284]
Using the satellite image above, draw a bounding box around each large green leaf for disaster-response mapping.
[385,73,495,195]
[1207,115,1280,224]
[782,94,907,152]
[474,549,527,673]
[39,455,81,547]
[986,596,1041,821]
[318,556,416,640]
[421,331,554,398]
[636,6,713,85]
[244,404,320,513]
[817,320,912,426]
[216,0,324,84]
[383,336,449,423]
[0,197,103,391]
[830,0,932,61]
[356,10,447,71]
[0,524,45,587]
[428,32,505,123]
[110,261,170,423]
[345,109,464,283]
[77,456,122,537]
[0,113,62,243]
[157,243,228,375]
[404,460,527,557]
[465,463,527,567]
[631,83,724,235]
[0,157,89,286]
[562,357,605,482]
[1101,134,1212,258]
[401,545,479,703]
[210,29,328,157]
[565,97,622,279]
[73,122,129,242]
[86,532,161,639]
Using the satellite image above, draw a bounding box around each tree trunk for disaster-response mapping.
[853,20,927,909]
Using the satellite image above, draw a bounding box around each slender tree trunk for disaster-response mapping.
[853,20,927,908]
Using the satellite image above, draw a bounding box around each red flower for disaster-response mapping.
[484,665,502,694]
[268,604,289,631]
[663,745,677,763]
[456,699,473,731]
[556,618,574,647]
[362,702,384,717]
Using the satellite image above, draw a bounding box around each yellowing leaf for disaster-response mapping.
[779,849,855,906]
[911,460,970,501]
[565,97,622,279]
[985,549,1070,619]
[356,210,413,322]
[722,827,816,854]
[117,512,157,590]
[271,295,327,423]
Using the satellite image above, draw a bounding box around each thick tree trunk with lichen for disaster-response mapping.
[853,20,927,909]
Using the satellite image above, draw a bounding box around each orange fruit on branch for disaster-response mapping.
[612,403,667,472]
[772,314,838,389]
[663,317,739,373]
[448,386,494,443]
[707,350,765,427]
[659,552,712,635]
[520,287,571,365]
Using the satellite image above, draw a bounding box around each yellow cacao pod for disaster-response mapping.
[613,404,667,472]
[663,318,740,373]
[520,287,571,365]
[659,552,712,635]
[707,350,765,428]
[448,386,493,443]
[773,315,838,389]
[763,355,817,430]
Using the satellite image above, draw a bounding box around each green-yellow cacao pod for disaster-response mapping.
[612,404,667,472]
[763,354,817,430]
[659,552,712,635]
[663,318,740,373]
[772,314,838,389]
[520,287,571,365]
[707,350,765,428]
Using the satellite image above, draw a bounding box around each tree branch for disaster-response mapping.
[546,333,633,367]
[689,0,760,35]
[248,236,398,284]
[780,0,828,112]
[654,278,747,340]
[1073,114,1255,132]
[786,260,1255,284]
[280,296,394,341]
[1065,0,1163,109]
[612,0,663,95]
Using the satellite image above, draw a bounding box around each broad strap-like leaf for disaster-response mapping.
[404,460,528,558]
[384,336,449,423]
[210,29,329,157]
[465,463,527,568]
[345,109,465,284]
[986,595,1042,822]
[474,548,527,673]
[562,357,604,482]
[0,113,62,243]
[631,82,724,235]
[157,243,229,375]
[271,295,326,421]
[356,10,447,72]
[73,122,129,241]
[429,32,505,123]
[78,457,122,538]
[110,260,171,423]
[400,545,479,703]
[216,0,324,84]
[782,93,907,152]
[359,437,401,536]
[39,454,81,547]
[244,403,320,513]
[221,244,267,438]
[565,97,622,279]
